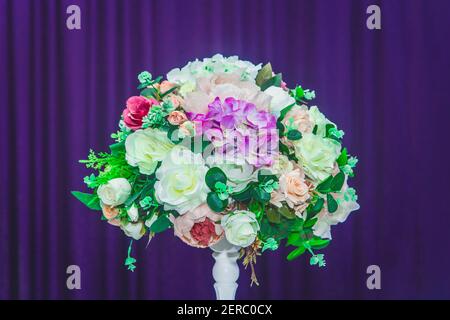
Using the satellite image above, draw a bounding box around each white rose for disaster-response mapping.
[121,221,145,240]
[155,146,209,214]
[264,86,295,118]
[127,204,139,222]
[221,211,260,247]
[206,154,257,192]
[125,128,175,175]
[294,133,341,182]
[97,178,131,207]
[308,106,335,137]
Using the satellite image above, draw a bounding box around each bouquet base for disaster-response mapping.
[211,238,241,300]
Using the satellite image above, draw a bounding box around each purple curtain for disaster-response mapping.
[1,0,450,300]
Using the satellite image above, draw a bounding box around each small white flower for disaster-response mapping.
[127,204,139,222]
[264,86,295,118]
[221,211,260,248]
[97,178,131,207]
[121,221,145,240]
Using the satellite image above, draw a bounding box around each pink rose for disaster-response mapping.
[271,168,310,216]
[168,111,187,125]
[122,96,158,130]
[169,204,224,248]
[160,80,176,94]
[283,105,313,134]
[166,94,183,109]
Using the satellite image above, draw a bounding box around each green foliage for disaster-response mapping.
[205,167,227,190]
[286,129,302,141]
[71,191,101,210]
[255,63,273,86]
[336,148,348,166]
[149,215,171,233]
[316,171,345,194]
[260,73,282,91]
[207,192,228,212]
[79,149,136,188]
[327,193,338,213]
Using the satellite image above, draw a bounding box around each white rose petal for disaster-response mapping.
[264,86,295,118]
[97,178,131,207]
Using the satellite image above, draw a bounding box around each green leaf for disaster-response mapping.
[336,148,348,166]
[266,208,281,224]
[205,167,227,191]
[307,198,324,220]
[253,188,271,203]
[309,238,331,250]
[255,63,273,86]
[140,87,157,98]
[231,183,253,202]
[304,217,318,228]
[109,141,125,156]
[312,125,318,135]
[278,103,296,121]
[287,232,302,246]
[327,193,338,213]
[330,171,345,192]
[279,206,296,220]
[316,176,333,193]
[287,246,306,261]
[260,73,282,91]
[71,191,101,211]
[287,129,302,141]
[207,192,227,212]
[150,215,171,233]
[257,169,277,184]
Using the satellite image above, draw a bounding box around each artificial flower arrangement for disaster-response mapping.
[72,54,359,285]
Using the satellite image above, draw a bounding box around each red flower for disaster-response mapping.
[190,219,217,247]
[122,96,158,130]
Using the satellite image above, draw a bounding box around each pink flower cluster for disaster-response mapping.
[191,97,279,167]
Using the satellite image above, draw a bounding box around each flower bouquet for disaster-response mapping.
[72,54,360,296]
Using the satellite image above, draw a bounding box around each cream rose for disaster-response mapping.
[283,105,313,134]
[97,178,131,207]
[125,128,175,175]
[294,133,341,182]
[271,169,310,211]
[308,106,335,137]
[154,147,209,214]
[221,211,260,247]
[264,86,295,118]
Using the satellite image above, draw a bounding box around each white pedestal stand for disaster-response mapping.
[211,238,241,300]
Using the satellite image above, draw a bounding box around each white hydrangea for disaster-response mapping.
[167,54,262,92]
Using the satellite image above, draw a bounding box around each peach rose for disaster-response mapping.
[169,204,224,248]
[168,110,187,125]
[101,203,119,220]
[160,80,176,94]
[271,168,310,215]
[283,105,313,134]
